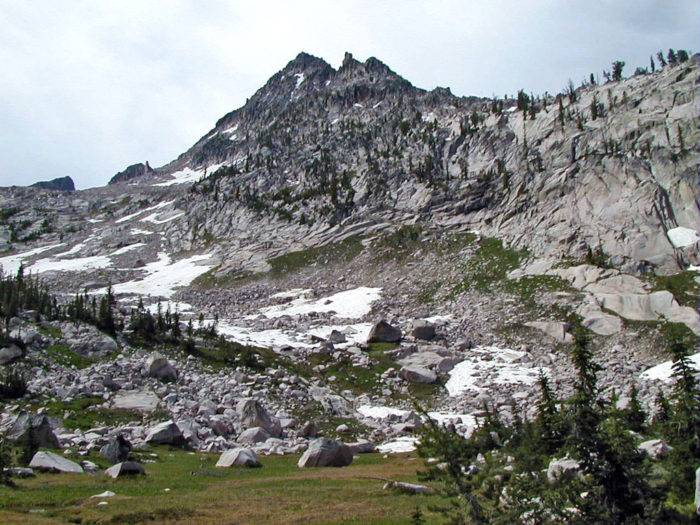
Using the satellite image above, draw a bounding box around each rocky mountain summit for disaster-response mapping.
[0,51,698,520]
[29,176,75,192]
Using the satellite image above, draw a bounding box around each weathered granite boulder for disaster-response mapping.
[410,320,436,341]
[546,457,581,484]
[237,427,271,444]
[216,448,261,468]
[638,439,673,460]
[298,438,353,468]
[29,451,83,473]
[367,320,402,343]
[237,399,281,437]
[104,461,145,478]
[100,434,132,464]
[6,412,60,449]
[399,365,437,384]
[145,420,187,447]
[146,352,178,382]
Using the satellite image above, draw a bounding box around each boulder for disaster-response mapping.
[367,320,402,344]
[29,451,83,473]
[145,420,187,447]
[216,448,261,468]
[0,344,23,365]
[6,412,60,449]
[410,320,436,341]
[638,439,672,460]
[299,421,318,438]
[399,365,437,384]
[236,398,281,437]
[346,440,376,454]
[100,434,132,464]
[60,322,117,357]
[546,457,581,485]
[104,461,145,478]
[328,330,347,344]
[237,427,271,444]
[524,321,573,344]
[5,467,35,478]
[146,352,178,382]
[112,390,159,412]
[298,438,353,468]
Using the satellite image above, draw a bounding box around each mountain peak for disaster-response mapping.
[283,51,331,72]
[30,175,75,192]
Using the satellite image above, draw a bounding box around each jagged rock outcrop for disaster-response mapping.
[109,162,155,185]
[30,176,75,192]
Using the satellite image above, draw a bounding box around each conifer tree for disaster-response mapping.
[656,50,667,67]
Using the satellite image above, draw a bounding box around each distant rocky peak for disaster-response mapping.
[30,176,75,192]
[108,162,154,185]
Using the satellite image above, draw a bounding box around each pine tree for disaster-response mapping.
[624,384,646,432]
[667,49,677,66]
[677,49,689,62]
[611,61,625,81]
[650,55,655,73]
[535,369,562,453]
[656,50,667,67]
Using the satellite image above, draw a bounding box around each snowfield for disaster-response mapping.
[152,163,227,187]
[0,243,65,275]
[640,352,700,382]
[104,252,215,298]
[25,243,145,274]
[115,200,175,223]
[216,322,373,350]
[445,346,545,396]
[257,287,382,319]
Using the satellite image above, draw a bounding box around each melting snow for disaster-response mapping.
[0,243,65,275]
[145,301,194,314]
[25,243,145,274]
[257,287,381,319]
[270,288,313,300]
[217,322,372,349]
[376,437,419,454]
[86,218,103,223]
[115,200,175,223]
[152,163,226,187]
[294,72,305,88]
[222,124,239,134]
[140,212,184,224]
[130,228,154,236]
[445,346,544,396]
[640,353,700,382]
[104,252,214,298]
[667,227,699,248]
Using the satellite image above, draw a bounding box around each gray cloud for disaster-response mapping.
[0,0,697,188]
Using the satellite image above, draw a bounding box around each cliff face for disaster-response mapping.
[146,52,697,276]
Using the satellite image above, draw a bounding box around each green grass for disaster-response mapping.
[0,448,445,524]
[453,237,527,294]
[650,271,699,308]
[194,236,364,289]
[37,325,62,339]
[44,344,93,369]
[24,396,145,431]
[371,226,476,262]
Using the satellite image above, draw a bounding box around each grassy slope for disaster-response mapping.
[0,449,444,525]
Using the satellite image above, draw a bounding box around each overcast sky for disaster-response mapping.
[0,1,697,189]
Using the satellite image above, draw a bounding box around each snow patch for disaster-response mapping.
[376,437,419,454]
[294,72,305,88]
[140,212,184,224]
[0,243,65,275]
[445,346,544,396]
[640,353,700,382]
[667,227,699,248]
[257,287,381,319]
[153,163,226,187]
[104,252,215,298]
[216,322,372,349]
[25,243,145,274]
[115,200,175,223]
